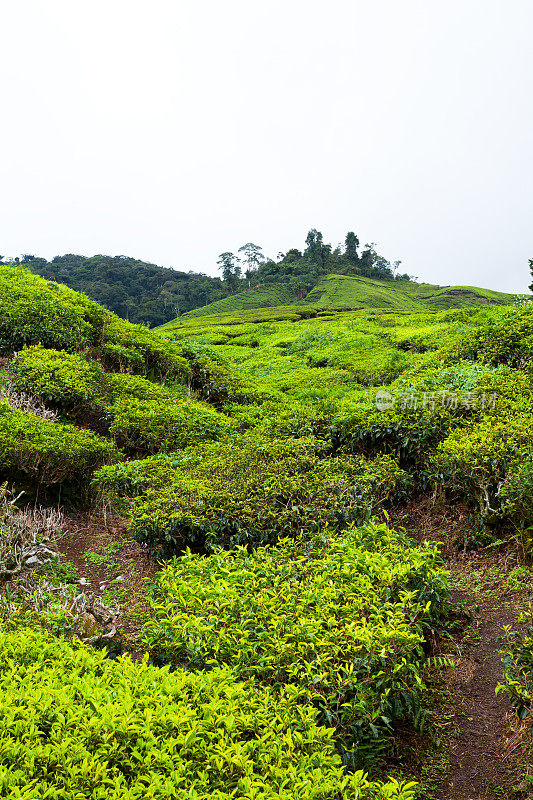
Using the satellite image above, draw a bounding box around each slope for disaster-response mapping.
[301,274,514,311]
[181,282,295,318]
[178,274,515,320]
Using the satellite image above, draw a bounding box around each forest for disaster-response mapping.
[0,261,532,798]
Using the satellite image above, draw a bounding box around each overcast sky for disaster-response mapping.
[1,0,531,292]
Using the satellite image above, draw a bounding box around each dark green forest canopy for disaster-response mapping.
[20,254,225,327]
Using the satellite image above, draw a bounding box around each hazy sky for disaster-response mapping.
[1,0,532,292]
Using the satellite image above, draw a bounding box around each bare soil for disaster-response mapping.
[58,512,156,657]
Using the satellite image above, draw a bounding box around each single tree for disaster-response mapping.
[217,252,239,283]
[238,243,264,286]
[344,232,360,263]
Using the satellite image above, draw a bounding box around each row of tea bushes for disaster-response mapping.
[0,266,107,353]
[94,437,412,555]
[0,627,418,799]
[0,400,117,485]
[144,521,450,766]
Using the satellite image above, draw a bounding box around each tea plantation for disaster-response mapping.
[0,263,532,797]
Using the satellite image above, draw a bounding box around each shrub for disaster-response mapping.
[498,460,533,533]
[108,395,232,455]
[331,401,470,468]
[449,305,533,369]
[144,521,449,763]
[101,318,191,379]
[498,611,533,723]
[0,401,118,485]
[0,627,417,799]
[126,437,411,555]
[105,372,188,403]
[430,414,533,524]
[0,265,107,353]
[13,345,104,407]
[181,342,260,406]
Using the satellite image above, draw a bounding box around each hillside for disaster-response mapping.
[0,262,532,797]
[177,273,514,321]
[182,282,296,318]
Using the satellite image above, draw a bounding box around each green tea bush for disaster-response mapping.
[105,372,188,403]
[144,521,449,762]
[449,305,533,369]
[108,396,232,455]
[13,345,104,407]
[498,460,533,532]
[101,318,191,379]
[498,612,533,722]
[331,402,468,468]
[181,342,261,406]
[0,265,107,353]
[0,401,117,484]
[126,437,411,554]
[0,627,418,799]
[431,414,533,524]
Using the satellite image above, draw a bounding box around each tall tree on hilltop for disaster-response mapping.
[238,243,264,286]
[304,229,330,270]
[217,252,242,292]
[344,232,360,263]
[217,252,238,283]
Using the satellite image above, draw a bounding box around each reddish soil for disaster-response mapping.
[58,512,156,657]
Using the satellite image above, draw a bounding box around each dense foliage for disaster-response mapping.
[94,439,410,554]
[0,628,418,799]
[22,253,226,327]
[145,521,449,763]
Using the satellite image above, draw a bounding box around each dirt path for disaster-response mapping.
[391,499,532,799]
[58,512,156,656]
[430,585,517,799]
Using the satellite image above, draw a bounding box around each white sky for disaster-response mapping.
[1,0,531,292]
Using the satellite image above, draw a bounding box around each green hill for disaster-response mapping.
[174,273,514,323]
[181,282,295,318]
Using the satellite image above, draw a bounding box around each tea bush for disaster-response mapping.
[13,345,104,407]
[0,627,418,799]
[431,414,533,524]
[105,372,188,404]
[108,395,232,455]
[181,342,261,406]
[0,401,118,484]
[127,437,411,554]
[449,305,533,369]
[0,265,107,353]
[144,521,449,762]
[498,611,533,723]
[101,318,191,379]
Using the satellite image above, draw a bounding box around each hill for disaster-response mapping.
[176,273,514,321]
[182,282,295,318]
